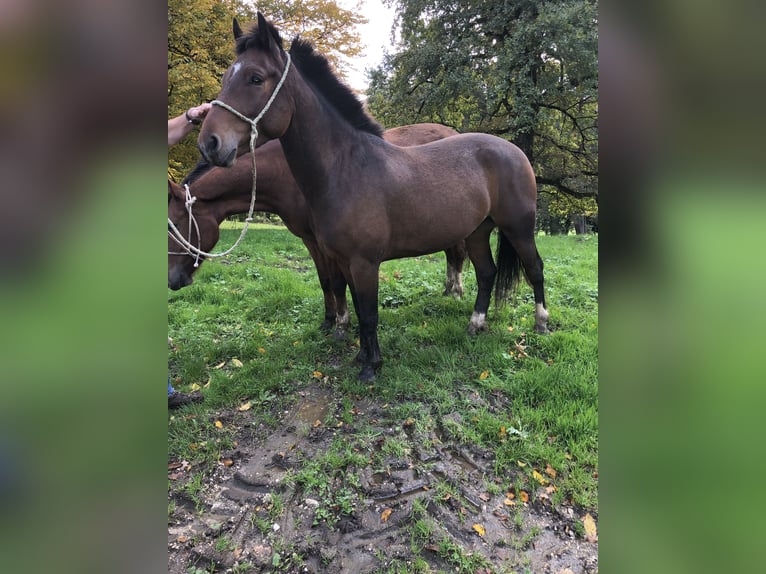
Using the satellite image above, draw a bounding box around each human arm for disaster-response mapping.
[168,103,212,147]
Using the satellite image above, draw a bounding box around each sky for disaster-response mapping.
[338,1,398,92]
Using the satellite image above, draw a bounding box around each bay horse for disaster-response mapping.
[169,124,466,336]
[199,14,548,381]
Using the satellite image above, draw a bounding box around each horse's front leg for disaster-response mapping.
[303,240,337,332]
[348,260,382,382]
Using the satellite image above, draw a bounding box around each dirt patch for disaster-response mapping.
[168,385,597,573]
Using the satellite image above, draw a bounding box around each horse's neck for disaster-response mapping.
[278,85,363,196]
[197,159,284,223]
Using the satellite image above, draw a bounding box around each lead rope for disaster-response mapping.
[168,53,292,264]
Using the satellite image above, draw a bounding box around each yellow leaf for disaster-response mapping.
[503,498,516,506]
[498,426,507,438]
[532,470,549,485]
[221,458,234,467]
[582,513,598,542]
[238,401,252,411]
[564,453,573,460]
[545,463,557,479]
[505,492,515,499]
[190,383,201,392]
[519,491,529,503]
[214,361,226,369]
[232,358,243,368]
[507,325,515,332]
[258,347,267,354]
[312,419,322,428]
[479,370,489,380]
[381,508,392,522]
[204,378,211,388]
[472,523,486,537]
[517,460,527,468]
[214,420,223,429]
[312,370,323,378]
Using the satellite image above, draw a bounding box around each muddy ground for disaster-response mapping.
[168,385,597,573]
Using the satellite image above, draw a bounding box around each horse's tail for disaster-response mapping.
[494,232,523,306]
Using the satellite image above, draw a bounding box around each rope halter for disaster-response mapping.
[167,52,292,265]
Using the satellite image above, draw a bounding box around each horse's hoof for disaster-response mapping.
[333,327,348,341]
[358,366,376,382]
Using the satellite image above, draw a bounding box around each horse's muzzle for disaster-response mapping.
[199,136,237,167]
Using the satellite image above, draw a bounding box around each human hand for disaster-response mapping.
[185,102,212,125]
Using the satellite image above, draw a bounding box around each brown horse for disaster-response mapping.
[169,124,466,335]
[199,14,548,380]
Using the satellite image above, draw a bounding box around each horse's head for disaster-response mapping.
[199,13,293,167]
[167,180,221,290]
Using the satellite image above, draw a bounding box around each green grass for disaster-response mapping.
[169,225,598,507]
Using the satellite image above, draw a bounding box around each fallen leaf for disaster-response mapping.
[519,491,529,503]
[505,492,516,499]
[503,498,516,506]
[532,469,549,485]
[479,492,491,502]
[517,460,527,468]
[190,383,201,392]
[582,513,598,542]
[545,464,557,479]
[312,370,323,379]
[312,419,322,428]
[381,508,392,522]
[258,347,267,354]
[479,370,489,380]
[232,358,243,368]
[507,325,515,332]
[222,458,234,467]
[565,453,573,460]
[472,523,486,537]
[214,361,226,369]
[177,535,188,543]
[238,401,252,411]
[214,420,223,429]
[498,426,507,439]
[168,472,183,480]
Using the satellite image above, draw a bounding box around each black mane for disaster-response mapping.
[237,20,383,138]
[182,158,213,186]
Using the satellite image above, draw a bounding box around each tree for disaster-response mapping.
[168,0,367,180]
[366,0,598,215]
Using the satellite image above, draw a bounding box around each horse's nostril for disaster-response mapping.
[207,134,221,153]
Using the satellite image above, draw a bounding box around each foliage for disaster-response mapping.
[367,0,598,212]
[168,0,367,180]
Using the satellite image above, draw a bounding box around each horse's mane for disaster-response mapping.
[237,20,384,138]
[182,158,213,185]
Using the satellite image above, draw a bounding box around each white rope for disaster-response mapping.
[168,53,292,264]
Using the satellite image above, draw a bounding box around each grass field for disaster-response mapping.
[168,225,598,511]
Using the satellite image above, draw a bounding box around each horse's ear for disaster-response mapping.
[256,12,283,52]
[256,12,270,47]
[233,18,243,40]
[168,180,185,201]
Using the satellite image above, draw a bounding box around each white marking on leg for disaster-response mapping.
[468,311,487,334]
[535,303,549,333]
[336,310,350,329]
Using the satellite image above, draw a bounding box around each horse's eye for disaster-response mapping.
[250,75,263,85]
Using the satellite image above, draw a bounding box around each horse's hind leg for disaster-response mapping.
[504,233,549,334]
[443,241,467,298]
[465,221,497,335]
